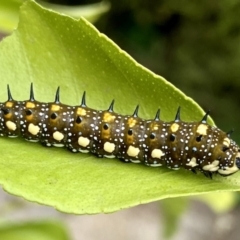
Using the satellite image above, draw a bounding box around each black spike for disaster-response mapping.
[7,84,13,101]
[154,109,160,121]
[29,83,35,101]
[108,100,114,112]
[80,91,86,107]
[54,87,60,104]
[201,110,210,123]
[227,129,234,137]
[191,168,197,174]
[203,171,213,179]
[174,107,181,122]
[132,105,139,117]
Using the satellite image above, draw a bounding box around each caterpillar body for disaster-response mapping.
[0,84,240,178]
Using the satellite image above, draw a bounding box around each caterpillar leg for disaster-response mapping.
[203,171,213,179]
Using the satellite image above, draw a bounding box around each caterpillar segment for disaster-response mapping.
[1,84,240,178]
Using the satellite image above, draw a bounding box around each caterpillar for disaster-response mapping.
[0,84,240,178]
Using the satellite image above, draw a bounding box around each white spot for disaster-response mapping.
[28,123,40,136]
[127,145,140,157]
[149,163,162,167]
[103,142,115,153]
[186,157,198,167]
[79,149,90,153]
[8,135,18,138]
[104,154,116,158]
[53,143,65,147]
[130,159,141,163]
[53,131,64,141]
[202,160,219,171]
[151,149,165,159]
[78,136,90,147]
[6,121,17,131]
[25,139,39,143]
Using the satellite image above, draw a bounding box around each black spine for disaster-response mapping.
[54,87,60,104]
[7,84,13,101]
[154,109,160,121]
[201,110,210,123]
[132,105,139,117]
[227,129,234,137]
[29,83,35,101]
[80,91,86,107]
[108,100,115,112]
[174,107,181,122]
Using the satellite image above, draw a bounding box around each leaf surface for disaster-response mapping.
[0,0,239,214]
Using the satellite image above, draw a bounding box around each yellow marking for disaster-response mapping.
[151,149,165,159]
[28,123,40,135]
[6,121,17,131]
[26,102,35,108]
[170,123,179,132]
[152,124,159,131]
[51,105,61,112]
[218,153,240,175]
[103,112,116,122]
[77,107,87,116]
[78,136,90,147]
[103,142,115,153]
[101,124,110,139]
[102,131,110,139]
[53,131,64,141]
[126,134,134,144]
[218,166,239,175]
[127,145,140,157]
[202,160,219,171]
[196,124,208,135]
[6,102,13,108]
[128,118,137,128]
[223,137,230,148]
[26,115,33,121]
[186,157,198,167]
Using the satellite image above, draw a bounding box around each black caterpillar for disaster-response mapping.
[1,84,240,178]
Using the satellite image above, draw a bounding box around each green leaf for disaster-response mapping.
[0,0,24,33]
[0,0,110,34]
[0,221,70,240]
[0,0,240,214]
